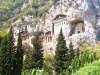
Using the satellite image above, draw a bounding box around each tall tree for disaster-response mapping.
[0,36,8,75]
[55,29,69,74]
[15,32,23,75]
[0,28,15,75]
[0,36,2,43]
[69,41,75,63]
[68,41,75,75]
[23,50,34,70]
[32,32,43,69]
[6,28,15,75]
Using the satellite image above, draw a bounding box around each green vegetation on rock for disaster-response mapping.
[0,0,53,29]
[0,30,8,37]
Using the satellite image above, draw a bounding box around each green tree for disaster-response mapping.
[68,42,75,75]
[0,36,8,75]
[15,32,23,75]
[69,41,75,63]
[32,32,43,69]
[0,28,15,75]
[55,29,69,74]
[23,50,34,70]
[5,28,15,75]
[0,36,2,43]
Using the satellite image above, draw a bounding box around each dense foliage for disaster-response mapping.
[21,49,98,75]
[0,0,24,25]
[0,27,100,75]
[21,32,100,75]
[2,28,15,75]
[0,28,23,75]
[0,0,53,28]
[55,29,69,74]
[32,32,43,69]
[22,69,49,75]
[0,30,8,37]
[23,50,34,70]
[15,33,23,75]
[74,59,100,75]
[70,50,97,74]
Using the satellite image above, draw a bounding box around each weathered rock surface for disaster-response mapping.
[12,0,100,51]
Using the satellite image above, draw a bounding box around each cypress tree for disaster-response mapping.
[0,36,8,75]
[0,40,2,74]
[32,32,43,69]
[68,42,75,75]
[0,28,15,75]
[23,50,34,70]
[69,41,74,63]
[0,36,2,43]
[55,29,69,74]
[15,32,23,75]
[6,28,15,75]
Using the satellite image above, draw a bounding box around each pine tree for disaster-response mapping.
[0,36,2,43]
[69,41,74,63]
[0,36,8,75]
[68,42,75,75]
[6,28,15,75]
[23,50,34,70]
[76,48,80,57]
[55,29,69,74]
[15,32,23,75]
[0,27,15,75]
[32,32,43,69]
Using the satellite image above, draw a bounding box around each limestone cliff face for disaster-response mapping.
[40,0,99,28]
[39,0,97,49]
[41,0,87,29]
[12,0,99,51]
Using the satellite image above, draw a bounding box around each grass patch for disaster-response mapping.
[74,59,100,75]
[0,29,8,37]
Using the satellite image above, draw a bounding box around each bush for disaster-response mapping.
[80,43,100,59]
[71,50,96,72]
[22,69,49,75]
[74,59,100,75]
[0,30,8,37]
[44,53,55,75]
